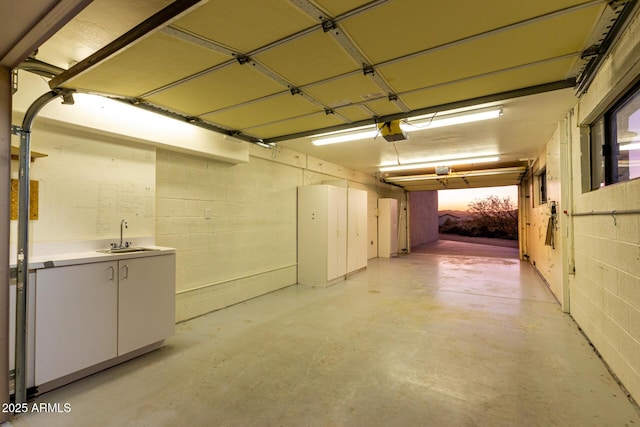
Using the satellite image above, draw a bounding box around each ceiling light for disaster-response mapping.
[256,141,275,149]
[400,106,503,132]
[620,142,640,151]
[379,155,500,172]
[384,167,526,182]
[309,105,503,146]
[311,125,377,146]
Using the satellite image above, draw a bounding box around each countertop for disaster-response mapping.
[11,246,176,270]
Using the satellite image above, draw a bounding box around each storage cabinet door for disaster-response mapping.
[327,186,347,281]
[347,188,368,272]
[35,262,118,385]
[298,185,329,286]
[118,254,176,355]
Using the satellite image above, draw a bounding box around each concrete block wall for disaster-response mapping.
[157,145,404,322]
[524,125,564,303]
[9,122,157,249]
[408,191,439,249]
[156,150,301,322]
[569,7,640,403]
[570,179,640,400]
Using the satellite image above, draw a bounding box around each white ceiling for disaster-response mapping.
[10,0,635,190]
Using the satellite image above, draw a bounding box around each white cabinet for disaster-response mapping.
[118,254,176,355]
[35,262,118,385]
[34,253,175,386]
[378,198,399,258]
[298,185,348,287]
[298,185,368,287]
[347,187,368,273]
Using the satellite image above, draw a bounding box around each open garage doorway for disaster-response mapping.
[410,186,520,259]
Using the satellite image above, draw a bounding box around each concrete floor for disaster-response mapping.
[4,247,640,426]
[412,237,519,259]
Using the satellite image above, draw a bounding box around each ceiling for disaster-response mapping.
[13,0,639,190]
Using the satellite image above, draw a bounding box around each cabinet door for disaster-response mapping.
[327,186,347,281]
[347,188,368,272]
[118,254,176,355]
[298,185,329,286]
[35,262,118,385]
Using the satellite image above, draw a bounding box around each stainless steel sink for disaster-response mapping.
[97,247,159,254]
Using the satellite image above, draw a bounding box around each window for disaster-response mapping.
[590,81,640,189]
[538,168,547,205]
[611,87,640,182]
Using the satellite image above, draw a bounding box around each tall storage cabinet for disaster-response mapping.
[298,185,348,287]
[378,198,399,258]
[347,187,368,273]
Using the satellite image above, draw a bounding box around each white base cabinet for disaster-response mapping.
[118,254,176,355]
[35,261,118,385]
[34,253,175,386]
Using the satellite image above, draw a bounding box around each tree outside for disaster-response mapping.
[439,195,518,240]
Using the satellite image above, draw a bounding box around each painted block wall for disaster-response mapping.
[157,144,403,321]
[571,167,640,401]
[408,191,439,249]
[9,121,156,256]
[568,8,640,403]
[524,125,564,303]
[156,150,300,321]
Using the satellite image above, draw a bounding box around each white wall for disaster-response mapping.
[156,149,300,321]
[523,125,565,304]
[158,144,403,322]
[570,133,640,402]
[9,121,156,254]
[561,8,640,403]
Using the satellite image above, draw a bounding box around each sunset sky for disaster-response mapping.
[438,185,519,211]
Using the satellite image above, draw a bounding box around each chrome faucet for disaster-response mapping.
[119,219,128,248]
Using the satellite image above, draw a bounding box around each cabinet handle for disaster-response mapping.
[109,266,115,281]
[121,264,129,280]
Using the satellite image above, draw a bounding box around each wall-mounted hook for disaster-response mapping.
[611,211,617,226]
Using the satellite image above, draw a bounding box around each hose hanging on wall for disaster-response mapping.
[544,216,554,248]
[544,201,557,249]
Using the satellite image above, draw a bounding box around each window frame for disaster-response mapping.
[590,78,640,189]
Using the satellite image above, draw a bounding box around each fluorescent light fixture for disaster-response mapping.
[384,167,526,183]
[256,141,275,149]
[309,105,503,146]
[311,125,377,146]
[400,106,503,132]
[620,142,640,151]
[379,155,500,172]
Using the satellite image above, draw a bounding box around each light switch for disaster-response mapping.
[204,208,211,219]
